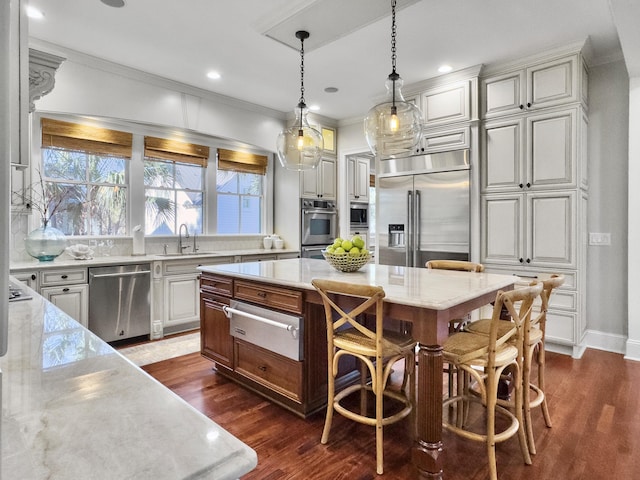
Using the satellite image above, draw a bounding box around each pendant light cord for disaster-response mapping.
[298,33,306,129]
[389,0,399,107]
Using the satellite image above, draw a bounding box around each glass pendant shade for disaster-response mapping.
[276,103,323,171]
[364,74,423,159]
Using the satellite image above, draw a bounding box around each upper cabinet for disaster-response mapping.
[300,157,337,200]
[420,80,473,128]
[481,54,587,119]
[347,155,370,203]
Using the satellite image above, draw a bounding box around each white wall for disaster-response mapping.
[627,76,640,360]
[33,48,285,153]
[586,60,629,346]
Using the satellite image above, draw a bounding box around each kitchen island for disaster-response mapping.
[1,279,257,480]
[198,258,516,479]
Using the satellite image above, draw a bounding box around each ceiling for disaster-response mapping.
[26,0,635,123]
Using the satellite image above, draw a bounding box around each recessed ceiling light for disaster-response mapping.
[308,104,320,111]
[438,65,453,74]
[206,71,221,80]
[26,6,45,19]
[324,87,339,93]
[101,0,125,7]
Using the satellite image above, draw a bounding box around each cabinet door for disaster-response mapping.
[527,55,578,110]
[481,117,524,192]
[421,81,470,127]
[164,274,200,328]
[526,191,575,267]
[348,157,370,202]
[41,284,89,327]
[481,70,526,118]
[527,108,576,189]
[481,194,524,265]
[300,157,336,200]
[201,294,233,368]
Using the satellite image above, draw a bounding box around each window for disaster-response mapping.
[216,149,268,234]
[40,119,131,236]
[143,137,209,236]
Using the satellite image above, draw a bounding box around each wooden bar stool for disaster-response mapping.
[442,282,542,480]
[465,274,565,454]
[312,279,416,475]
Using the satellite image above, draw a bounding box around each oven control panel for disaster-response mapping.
[301,199,335,210]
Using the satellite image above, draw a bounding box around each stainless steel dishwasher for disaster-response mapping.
[88,263,151,342]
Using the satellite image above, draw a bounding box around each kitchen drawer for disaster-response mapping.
[235,338,303,402]
[234,280,303,314]
[200,274,233,298]
[40,268,88,286]
[163,256,234,275]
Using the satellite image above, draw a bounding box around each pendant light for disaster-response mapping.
[276,31,324,171]
[364,0,423,159]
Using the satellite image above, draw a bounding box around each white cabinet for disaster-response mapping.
[39,268,89,327]
[421,80,472,128]
[164,274,200,329]
[482,54,585,119]
[479,48,588,357]
[347,156,370,202]
[41,284,89,328]
[481,190,576,268]
[481,107,581,193]
[300,157,336,200]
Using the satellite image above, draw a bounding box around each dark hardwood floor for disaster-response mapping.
[142,349,640,479]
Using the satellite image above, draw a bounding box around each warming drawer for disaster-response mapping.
[224,299,303,361]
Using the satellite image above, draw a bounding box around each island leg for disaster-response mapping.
[412,344,444,479]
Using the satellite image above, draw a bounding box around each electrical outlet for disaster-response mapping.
[589,233,611,246]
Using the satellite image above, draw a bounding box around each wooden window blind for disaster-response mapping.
[370,174,376,187]
[41,118,133,158]
[144,136,209,167]
[217,148,268,175]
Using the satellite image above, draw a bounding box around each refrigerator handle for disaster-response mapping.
[407,190,413,267]
[415,190,421,267]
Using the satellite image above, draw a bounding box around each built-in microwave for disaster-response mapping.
[349,202,369,229]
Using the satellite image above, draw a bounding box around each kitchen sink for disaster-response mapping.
[155,251,218,257]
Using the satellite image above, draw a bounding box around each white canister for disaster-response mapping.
[263,237,273,249]
[274,238,284,249]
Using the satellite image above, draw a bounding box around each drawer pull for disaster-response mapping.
[258,365,267,372]
[234,327,246,336]
[61,275,68,279]
[63,288,70,292]
[223,305,299,339]
[257,291,267,298]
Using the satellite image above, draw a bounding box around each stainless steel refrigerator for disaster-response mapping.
[376,150,470,267]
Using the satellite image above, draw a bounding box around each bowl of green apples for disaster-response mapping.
[322,235,371,272]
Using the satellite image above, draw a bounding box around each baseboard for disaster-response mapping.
[624,339,640,362]
[584,329,627,355]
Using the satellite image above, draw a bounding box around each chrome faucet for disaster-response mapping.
[178,223,190,253]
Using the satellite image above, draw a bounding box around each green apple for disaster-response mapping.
[326,246,335,254]
[334,246,346,255]
[361,248,369,256]
[333,237,343,247]
[341,239,353,251]
[351,235,365,249]
[349,246,360,256]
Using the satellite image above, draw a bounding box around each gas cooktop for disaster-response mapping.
[8,281,32,302]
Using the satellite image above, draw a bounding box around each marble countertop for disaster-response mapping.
[198,258,517,311]
[1,280,257,479]
[10,248,299,272]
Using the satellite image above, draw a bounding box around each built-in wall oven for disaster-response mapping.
[300,199,337,257]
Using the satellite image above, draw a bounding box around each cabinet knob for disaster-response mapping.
[526,258,531,264]
[519,104,525,110]
[526,182,531,188]
[519,258,524,263]
[31,274,36,280]
[527,102,532,108]
[519,183,524,189]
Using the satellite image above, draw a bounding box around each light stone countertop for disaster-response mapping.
[198,258,517,311]
[10,248,299,272]
[1,280,257,479]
